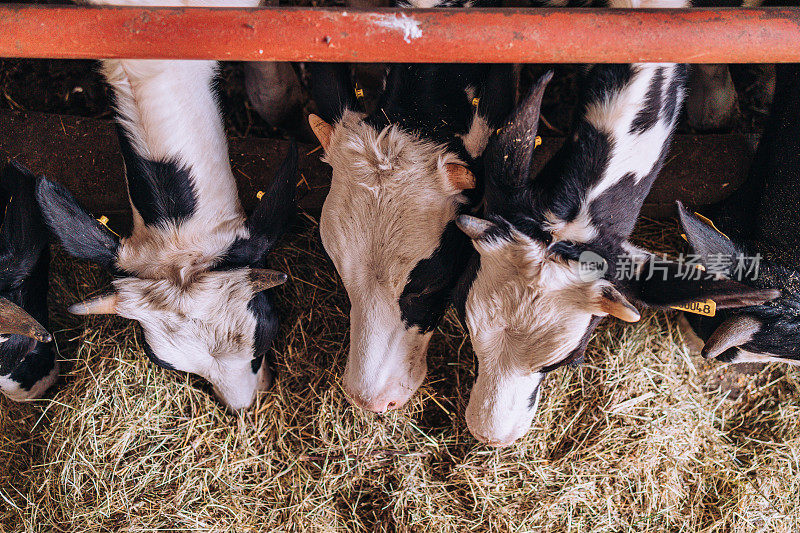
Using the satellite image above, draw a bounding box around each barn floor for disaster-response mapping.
[1,215,799,532]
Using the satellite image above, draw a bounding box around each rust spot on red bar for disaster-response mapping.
[0,5,799,63]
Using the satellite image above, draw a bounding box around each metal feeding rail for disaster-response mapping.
[0,4,799,63]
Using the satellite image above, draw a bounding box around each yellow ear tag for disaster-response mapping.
[354,83,365,100]
[256,191,265,200]
[534,136,542,149]
[96,215,120,238]
[671,299,716,317]
[471,97,480,108]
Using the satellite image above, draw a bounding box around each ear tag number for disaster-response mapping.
[256,191,265,200]
[672,299,716,317]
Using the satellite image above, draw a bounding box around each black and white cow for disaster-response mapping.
[678,63,800,364]
[0,162,57,401]
[36,0,296,411]
[453,0,778,446]
[307,0,516,413]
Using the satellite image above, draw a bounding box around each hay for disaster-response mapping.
[1,215,799,532]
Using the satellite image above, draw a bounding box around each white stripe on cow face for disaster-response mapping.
[320,111,468,412]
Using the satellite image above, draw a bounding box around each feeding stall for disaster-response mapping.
[1,3,800,531]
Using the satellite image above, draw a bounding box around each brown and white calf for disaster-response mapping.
[307,0,515,413]
[36,0,296,410]
[454,0,776,447]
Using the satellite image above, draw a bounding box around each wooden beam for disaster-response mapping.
[1,5,800,63]
[0,109,753,226]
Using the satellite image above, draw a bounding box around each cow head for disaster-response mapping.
[35,146,297,410]
[0,161,58,401]
[455,74,778,446]
[676,203,798,365]
[309,63,515,412]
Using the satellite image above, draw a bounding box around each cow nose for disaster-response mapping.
[472,431,520,448]
[345,388,402,414]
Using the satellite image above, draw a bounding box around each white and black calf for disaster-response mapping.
[36,17,295,411]
[678,63,800,365]
[307,0,515,413]
[453,0,777,447]
[0,162,57,401]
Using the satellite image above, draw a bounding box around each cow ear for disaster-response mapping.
[456,215,497,241]
[0,162,49,283]
[595,283,641,322]
[702,314,762,360]
[628,255,780,310]
[225,143,297,267]
[35,176,119,269]
[309,114,334,150]
[676,201,740,271]
[307,63,360,123]
[485,70,552,188]
[0,296,51,342]
[444,163,476,191]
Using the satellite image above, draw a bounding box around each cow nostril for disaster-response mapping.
[387,401,397,409]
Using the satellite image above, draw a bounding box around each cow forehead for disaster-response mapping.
[117,217,248,283]
[320,112,465,292]
[467,236,593,370]
[114,270,260,367]
[114,269,256,324]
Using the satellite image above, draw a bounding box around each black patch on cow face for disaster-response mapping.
[525,122,614,228]
[527,381,542,410]
[630,67,664,134]
[583,64,634,110]
[248,290,279,373]
[744,298,800,361]
[1,162,51,285]
[116,125,198,227]
[399,221,474,333]
[453,251,481,325]
[142,339,177,371]
[36,177,120,270]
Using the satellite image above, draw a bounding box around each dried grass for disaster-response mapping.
[1,215,799,532]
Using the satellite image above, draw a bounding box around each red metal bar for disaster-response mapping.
[1,5,799,63]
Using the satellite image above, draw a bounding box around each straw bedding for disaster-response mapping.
[1,215,799,532]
